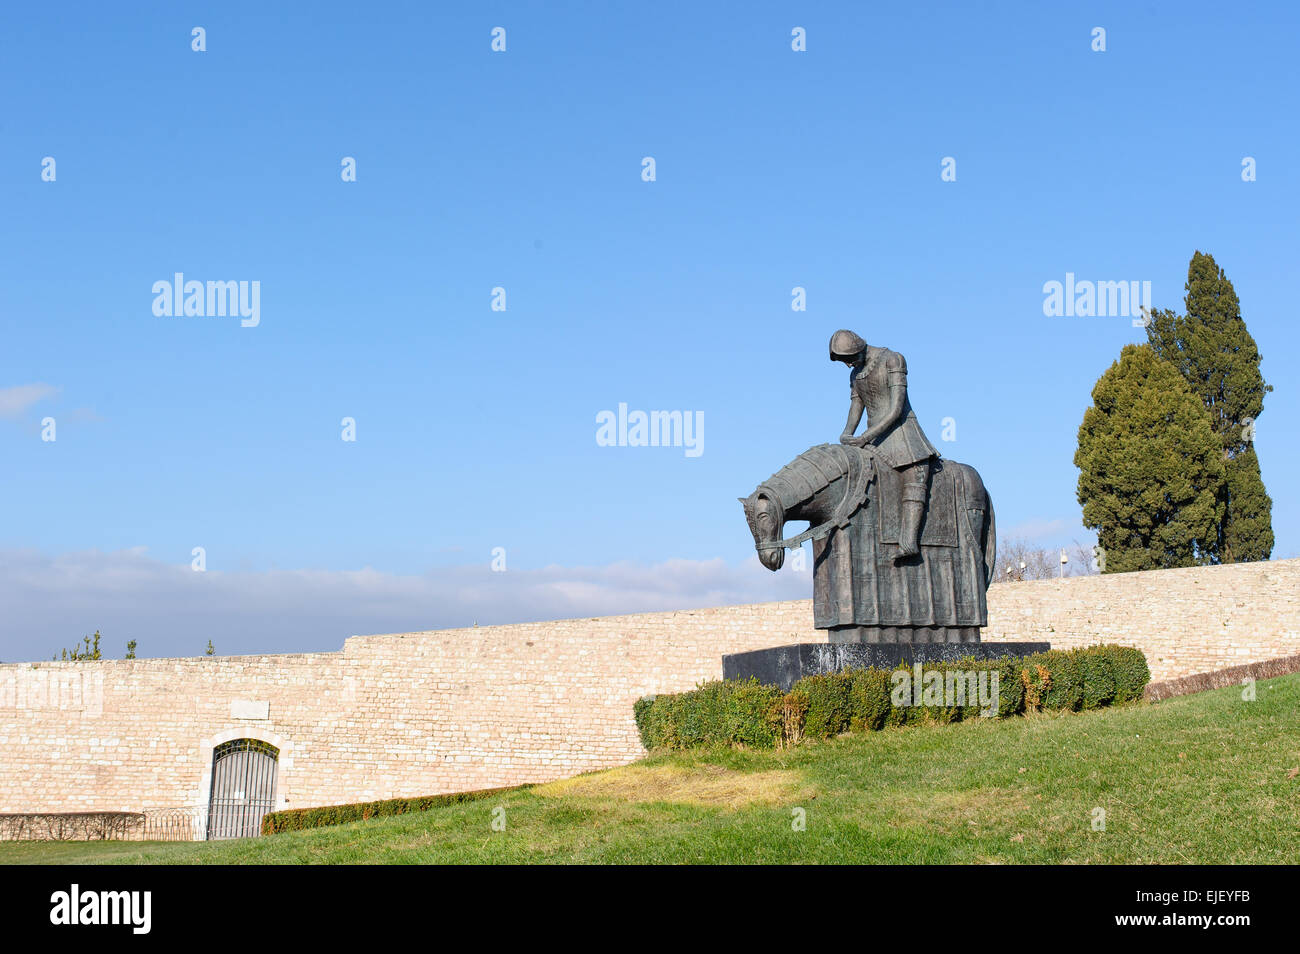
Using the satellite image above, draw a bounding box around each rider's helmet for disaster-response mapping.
[829,329,866,361]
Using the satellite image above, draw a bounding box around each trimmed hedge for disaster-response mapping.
[634,678,783,749]
[1105,644,1151,703]
[634,644,1150,751]
[801,673,853,739]
[261,785,526,835]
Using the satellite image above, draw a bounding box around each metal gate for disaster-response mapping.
[206,739,279,840]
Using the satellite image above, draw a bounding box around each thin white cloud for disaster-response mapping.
[0,383,60,419]
[0,547,812,663]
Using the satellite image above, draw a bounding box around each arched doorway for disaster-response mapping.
[206,739,279,840]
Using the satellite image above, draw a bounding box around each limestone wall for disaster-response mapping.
[0,560,1295,815]
[982,558,1300,678]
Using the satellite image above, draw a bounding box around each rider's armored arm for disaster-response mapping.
[840,393,865,441]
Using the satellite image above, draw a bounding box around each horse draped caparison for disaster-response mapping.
[740,443,996,642]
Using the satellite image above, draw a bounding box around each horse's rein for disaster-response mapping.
[756,446,876,551]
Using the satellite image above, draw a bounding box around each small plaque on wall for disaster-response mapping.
[230,699,270,720]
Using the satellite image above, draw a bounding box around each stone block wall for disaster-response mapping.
[981,559,1300,679]
[0,560,1295,816]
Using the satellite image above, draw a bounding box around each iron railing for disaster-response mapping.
[0,806,275,842]
[142,807,210,841]
[1,738,282,842]
[0,811,143,841]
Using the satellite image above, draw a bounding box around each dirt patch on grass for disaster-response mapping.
[930,787,1033,817]
[535,763,814,808]
[880,786,1034,833]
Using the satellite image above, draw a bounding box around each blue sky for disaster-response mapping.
[2,2,1297,659]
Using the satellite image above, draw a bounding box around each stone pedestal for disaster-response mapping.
[827,625,981,644]
[722,641,1051,691]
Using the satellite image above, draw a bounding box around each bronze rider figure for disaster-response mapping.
[829,329,938,561]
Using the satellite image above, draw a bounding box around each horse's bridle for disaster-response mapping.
[755,446,876,552]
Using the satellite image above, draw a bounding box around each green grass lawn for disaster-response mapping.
[4,674,1298,864]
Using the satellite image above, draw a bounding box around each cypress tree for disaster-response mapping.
[1222,448,1274,562]
[1146,251,1273,561]
[1075,345,1224,573]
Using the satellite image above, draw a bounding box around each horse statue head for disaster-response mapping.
[739,491,787,571]
[740,443,873,573]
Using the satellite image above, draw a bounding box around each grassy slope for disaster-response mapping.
[4,674,1298,865]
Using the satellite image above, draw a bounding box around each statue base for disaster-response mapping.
[827,625,981,644]
[722,641,1052,691]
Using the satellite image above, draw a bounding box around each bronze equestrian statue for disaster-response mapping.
[740,330,997,645]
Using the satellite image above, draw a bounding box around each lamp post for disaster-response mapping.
[1059,549,1068,579]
